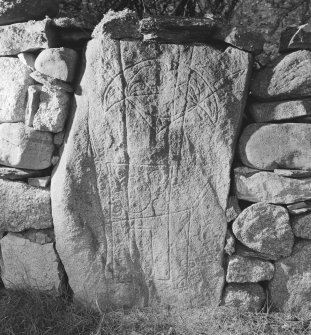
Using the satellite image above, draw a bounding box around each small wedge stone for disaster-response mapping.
[25,85,42,127]
[28,176,51,188]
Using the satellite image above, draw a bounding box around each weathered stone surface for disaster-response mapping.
[226,196,241,223]
[0,58,33,123]
[33,87,71,133]
[223,283,265,312]
[280,23,311,53]
[234,241,274,261]
[239,123,311,171]
[226,255,274,283]
[249,100,311,122]
[287,201,311,215]
[0,233,61,292]
[0,0,58,26]
[0,179,52,233]
[51,37,252,308]
[215,26,264,54]
[274,169,311,179]
[30,71,74,93]
[25,85,41,127]
[269,240,311,317]
[232,202,293,260]
[234,167,311,204]
[16,228,55,245]
[0,123,54,170]
[54,130,65,146]
[0,19,57,56]
[18,52,37,70]
[291,213,311,239]
[35,48,79,83]
[0,166,50,181]
[93,9,141,40]
[224,230,236,256]
[251,50,311,100]
[28,176,51,188]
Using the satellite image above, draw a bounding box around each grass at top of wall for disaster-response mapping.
[0,288,310,335]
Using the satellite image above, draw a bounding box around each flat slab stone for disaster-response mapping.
[0,19,57,56]
[0,123,54,170]
[287,201,311,215]
[0,0,58,26]
[269,240,311,318]
[239,123,311,171]
[0,166,50,181]
[35,48,79,83]
[274,169,311,178]
[291,213,311,239]
[234,166,311,204]
[0,58,33,123]
[280,24,311,53]
[223,283,265,312]
[0,233,61,292]
[226,255,274,283]
[33,86,71,133]
[251,50,311,101]
[51,36,252,308]
[28,176,51,188]
[16,228,55,244]
[249,100,311,122]
[0,179,53,233]
[30,71,74,93]
[232,202,293,260]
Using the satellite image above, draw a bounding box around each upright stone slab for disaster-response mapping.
[0,58,33,122]
[51,29,252,308]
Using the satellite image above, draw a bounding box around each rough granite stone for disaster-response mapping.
[0,19,57,56]
[0,57,33,123]
[51,36,252,308]
[35,48,79,83]
[269,240,311,317]
[0,233,61,292]
[226,255,274,283]
[239,123,311,171]
[33,86,71,133]
[16,228,55,245]
[25,85,41,127]
[232,202,294,260]
[0,123,54,170]
[291,213,311,239]
[234,166,311,204]
[279,23,311,53]
[28,176,51,188]
[0,0,58,26]
[226,196,241,223]
[0,178,52,233]
[224,230,236,256]
[30,71,74,93]
[223,283,265,312]
[251,50,311,100]
[249,100,311,122]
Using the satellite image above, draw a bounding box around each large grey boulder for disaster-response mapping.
[0,57,33,123]
[226,255,274,283]
[234,167,311,204]
[249,100,311,122]
[232,203,293,260]
[239,123,311,171]
[0,19,57,56]
[251,50,311,100]
[269,240,311,318]
[0,123,54,170]
[0,179,52,233]
[223,283,265,312]
[0,0,58,26]
[0,233,62,292]
[291,213,311,239]
[51,29,252,308]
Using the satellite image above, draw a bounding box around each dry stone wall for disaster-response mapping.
[2,1,311,317]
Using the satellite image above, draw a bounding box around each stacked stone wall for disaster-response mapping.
[1,1,311,318]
